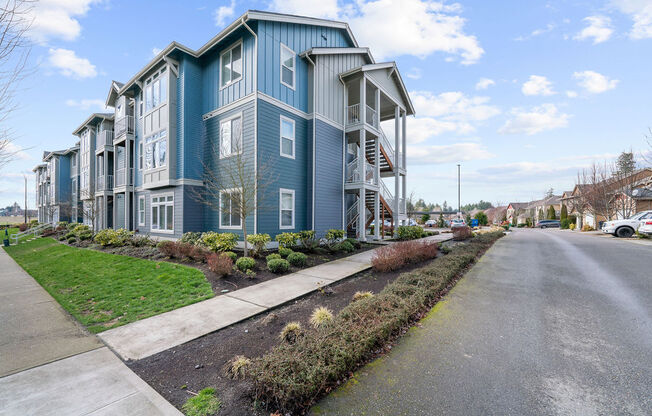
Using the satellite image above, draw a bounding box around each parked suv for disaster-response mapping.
[535,220,560,229]
[602,210,652,238]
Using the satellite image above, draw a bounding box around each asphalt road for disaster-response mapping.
[312,229,652,415]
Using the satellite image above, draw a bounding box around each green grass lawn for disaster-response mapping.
[4,238,214,333]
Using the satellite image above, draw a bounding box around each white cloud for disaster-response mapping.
[574,15,614,44]
[28,0,102,44]
[214,0,236,27]
[408,142,494,164]
[521,75,555,96]
[499,104,570,136]
[566,90,578,98]
[1,142,31,161]
[152,47,162,57]
[475,78,495,90]
[65,98,112,111]
[611,0,652,39]
[48,48,97,78]
[270,0,484,64]
[573,70,619,93]
[514,23,555,41]
[407,67,422,80]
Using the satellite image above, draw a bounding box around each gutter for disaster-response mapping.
[241,17,258,234]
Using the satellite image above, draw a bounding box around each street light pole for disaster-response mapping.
[457,164,461,219]
[24,175,27,224]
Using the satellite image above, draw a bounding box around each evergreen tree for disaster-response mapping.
[465,214,472,225]
[437,213,445,228]
[547,205,556,220]
[560,204,568,220]
[474,211,488,226]
[538,209,544,220]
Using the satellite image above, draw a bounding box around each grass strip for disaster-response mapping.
[3,237,213,333]
[250,231,504,413]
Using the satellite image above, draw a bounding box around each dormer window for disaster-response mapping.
[220,41,242,88]
[280,43,295,89]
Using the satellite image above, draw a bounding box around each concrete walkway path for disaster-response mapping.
[0,248,181,416]
[101,235,452,361]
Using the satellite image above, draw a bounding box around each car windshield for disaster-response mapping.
[628,212,648,220]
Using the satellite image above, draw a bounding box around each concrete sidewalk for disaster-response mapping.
[100,236,451,361]
[0,248,181,416]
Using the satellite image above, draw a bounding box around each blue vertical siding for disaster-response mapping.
[314,119,343,237]
[58,155,72,203]
[256,21,353,113]
[256,99,309,237]
[183,185,204,232]
[177,56,204,180]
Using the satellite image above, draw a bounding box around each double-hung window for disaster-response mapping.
[220,189,241,229]
[220,42,242,88]
[151,194,173,232]
[144,67,167,113]
[219,115,242,158]
[138,196,145,226]
[279,188,295,229]
[138,142,143,170]
[144,129,167,169]
[280,116,295,158]
[280,44,295,89]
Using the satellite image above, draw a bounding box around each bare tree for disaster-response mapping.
[580,162,613,223]
[0,0,32,171]
[79,198,99,232]
[190,139,276,257]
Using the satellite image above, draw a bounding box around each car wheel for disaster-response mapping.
[616,227,634,238]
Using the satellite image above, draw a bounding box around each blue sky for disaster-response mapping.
[2,0,652,209]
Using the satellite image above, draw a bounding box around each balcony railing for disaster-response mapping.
[96,174,113,191]
[346,103,379,130]
[115,115,134,138]
[346,158,377,185]
[115,167,134,187]
[365,105,378,129]
[96,130,114,151]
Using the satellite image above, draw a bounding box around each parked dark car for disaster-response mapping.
[536,220,560,229]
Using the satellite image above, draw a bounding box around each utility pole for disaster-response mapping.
[457,164,461,219]
[24,175,27,224]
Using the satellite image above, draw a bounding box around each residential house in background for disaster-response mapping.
[506,202,527,224]
[59,10,412,240]
[33,146,80,224]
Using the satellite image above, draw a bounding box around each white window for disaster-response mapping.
[280,116,295,159]
[220,189,242,229]
[139,91,143,117]
[219,115,242,158]
[144,129,167,169]
[151,194,173,232]
[220,41,242,88]
[138,196,145,226]
[280,44,295,89]
[144,67,167,113]
[279,188,295,229]
[138,142,143,170]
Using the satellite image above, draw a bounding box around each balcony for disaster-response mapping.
[96,130,114,152]
[115,167,134,187]
[114,115,134,140]
[346,104,379,130]
[346,158,377,186]
[96,175,113,192]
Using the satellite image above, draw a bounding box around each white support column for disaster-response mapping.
[375,86,380,130]
[402,175,407,224]
[374,134,380,240]
[358,76,367,240]
[394,105,400,235]
[402,110,407,170]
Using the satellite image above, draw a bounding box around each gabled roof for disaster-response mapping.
[507,202,528,210]
[105,80,124,107]
[339,62,415,116]
[72,113,114,136]
[300,47,375,64]
[629,187,652,199]
[32,163,47,172]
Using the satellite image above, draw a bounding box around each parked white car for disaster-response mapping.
[602,210,652,238]
[425,219,438,227]
[450,218,466,227]
[637,217,652,236]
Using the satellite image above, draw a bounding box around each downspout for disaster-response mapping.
[242,17,258,235]
[338,74,346,233]
[304,53,316,231]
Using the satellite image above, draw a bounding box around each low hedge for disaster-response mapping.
[250,231,504,413]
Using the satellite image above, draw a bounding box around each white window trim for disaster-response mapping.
[280,43,296,90]
[219,39,243,90]
[219,187,243,230]
[219,112,244,159]
[279,188,295,230]
[150,193,174,234]
[143,129,168,172]
[138,195,145,226]
[279,115,296,159]
[143,66,168,116]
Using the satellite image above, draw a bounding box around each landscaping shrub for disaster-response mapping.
[371,240,439,273]
[298,230,317,250]
[180,231,202,245]
[18,223,28,232]
[352,291,374,301]
[250,231,504,414]
[266,253,281,262]
[224,355,252,380]
[157,241,176,257]
[247,233,271,257]
[581,224,594,232]
[67,237,76,244]
[182,387,221,416]
[189,245,210,262]
[397,225,425,240]
[569,223,576,230]
[207,253,233,276]
[278,247,293,258]
[58,235,67,241]
[334,240,355,253]
[201,231,237,252]
[66,222,77,231]
[42,229,56,237]
[235,256,256,272]
[275,232,298,248]
[560,218,571,229]
[93,228,134,247]
[452,226,473,241]
[309,306,333,328]
[344,237,361,249]
[287,252,307,267]
[279,322,302,343]
[324,229,345,246]
[64,231,75,239]
[131,234,155,247]
[267,258,290,273]
[223,251,237,261]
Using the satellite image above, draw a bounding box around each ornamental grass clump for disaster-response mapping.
[371,240,439,272]
[352,291,374,301]
[182,387,221,416]
[279,322,302,343]
[452,225,473,241]
[224,355,252,380]
[309,307,333,328]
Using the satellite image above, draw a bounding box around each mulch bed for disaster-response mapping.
[127,253,443,416]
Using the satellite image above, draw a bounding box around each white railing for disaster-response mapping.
[96,130,114,150]
[347,104,360,125]
[379,129,396,168]
[96,174,113,191]
[346,158,377,185]
[10,223,52,245]
[115,167,133,187]
[399,197,406,214]
[366,105,378,129]
[115,115,134,138]
[346,203,358,230]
